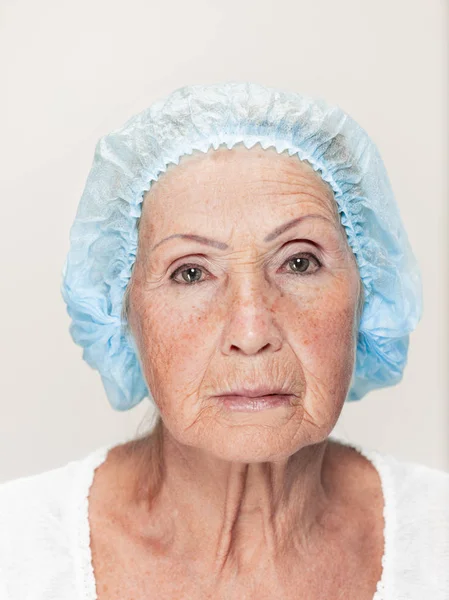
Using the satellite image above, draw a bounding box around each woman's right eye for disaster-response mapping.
[170,264,207,285]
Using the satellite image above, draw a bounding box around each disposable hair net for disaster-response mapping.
[61,81,423,411]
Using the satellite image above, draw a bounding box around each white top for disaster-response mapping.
[0,434,448,600]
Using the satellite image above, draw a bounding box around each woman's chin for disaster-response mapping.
[207,438,301,463]
[197,413,307,463]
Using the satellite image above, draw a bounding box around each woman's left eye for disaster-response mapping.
[169,253,321,285]
[282,252,321,275]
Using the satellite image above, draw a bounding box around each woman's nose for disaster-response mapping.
[219,274,283,356]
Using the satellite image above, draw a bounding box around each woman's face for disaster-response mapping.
[128,144,362,462]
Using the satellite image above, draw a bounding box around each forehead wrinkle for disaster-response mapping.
[148,149,331,199]
[237,166,335,203]
[277,164,335,201]
[140,195,342,254]
[256,189,340,226]
[140,153,342,256]
[236,178,329,197]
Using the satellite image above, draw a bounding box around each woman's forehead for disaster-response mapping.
[141,145,339,229]
[156,144,332,189]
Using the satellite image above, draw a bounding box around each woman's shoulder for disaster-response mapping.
[329,433,449,534]
[0,454,80,499]
[0,457,80,539]
[331,433,449,596]
[330,431,449,502]
[329,433,449,535]
[376,449,449,595]
[0,446,106,521]
[377,449,449,535]
[0,444,112,599]
[372,445,449,507]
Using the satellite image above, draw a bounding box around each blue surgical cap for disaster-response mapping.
[61,81,423,411]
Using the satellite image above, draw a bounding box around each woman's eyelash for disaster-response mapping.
[169,253,322,285]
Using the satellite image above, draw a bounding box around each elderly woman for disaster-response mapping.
[0,82,448,600]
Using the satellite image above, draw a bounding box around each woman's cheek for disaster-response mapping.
[135,292,211,411]
[281,279,357,376]
[305,299,356,391]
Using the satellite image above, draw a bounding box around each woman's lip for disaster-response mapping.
[215,394,293,412]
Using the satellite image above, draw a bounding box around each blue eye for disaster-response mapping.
[169,252,321,285]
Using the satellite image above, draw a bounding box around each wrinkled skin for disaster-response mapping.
[129,143,361,462]
[93,144,383,599]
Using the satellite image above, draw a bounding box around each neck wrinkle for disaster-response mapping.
[129,419,334,576]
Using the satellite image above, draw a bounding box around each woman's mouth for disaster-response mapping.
[214,394,294,412]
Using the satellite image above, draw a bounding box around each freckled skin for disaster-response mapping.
[91,144,383,599]
[129,144,360,461]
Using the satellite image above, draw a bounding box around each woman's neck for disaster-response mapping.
[119,419,339,577]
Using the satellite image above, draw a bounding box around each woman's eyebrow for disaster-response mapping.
[150,214,333,253]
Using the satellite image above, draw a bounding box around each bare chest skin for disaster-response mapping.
[88,442,384,600]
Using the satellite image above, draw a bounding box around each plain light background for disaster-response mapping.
[0,0,447,482]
